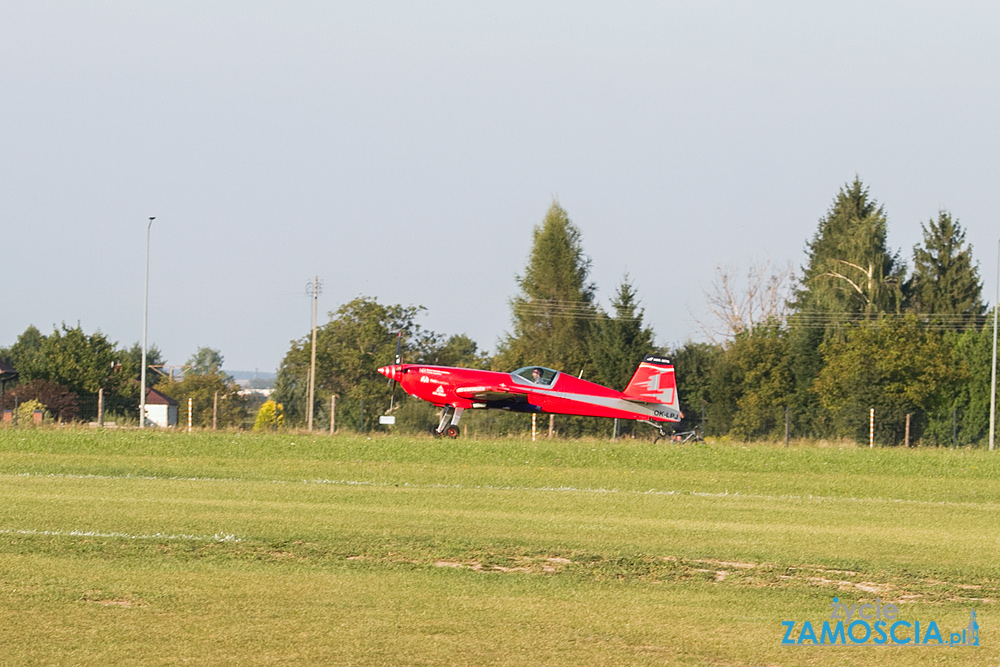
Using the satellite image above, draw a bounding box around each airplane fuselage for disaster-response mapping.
[377,363,682,423]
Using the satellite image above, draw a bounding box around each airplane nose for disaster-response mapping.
[378,365,399,381]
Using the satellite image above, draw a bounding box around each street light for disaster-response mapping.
[140,217,154,428]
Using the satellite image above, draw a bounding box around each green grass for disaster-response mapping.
[0,429,997,664]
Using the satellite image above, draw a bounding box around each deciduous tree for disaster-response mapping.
[273,297,438,429]
[186,347,227,377]
[2,378,79,422]
[253,400,284,431]
[155,370,245,429]
[727,323,794,441]
[813,316,958,445]
[922,316,997,445]
[698,261,794,343]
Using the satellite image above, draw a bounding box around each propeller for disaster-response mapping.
[387,331,403,414]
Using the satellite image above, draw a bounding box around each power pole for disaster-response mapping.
[990,239,999,451]
[330,394,336,434]
[307,276,321,432]
[140,216,154,428]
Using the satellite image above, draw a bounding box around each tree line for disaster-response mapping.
[271,179,995,444]
[3,177,996,443]
[0,329,251,428]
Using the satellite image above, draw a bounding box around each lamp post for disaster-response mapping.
[140,217,154,428]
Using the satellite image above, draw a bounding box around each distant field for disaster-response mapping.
[0,429,996,665]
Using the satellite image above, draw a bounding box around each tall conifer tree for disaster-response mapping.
[906,211,984,327]
[495,202,597,375]
[788,177,904,435]
[792,177,904,316]
[589,276,655,391]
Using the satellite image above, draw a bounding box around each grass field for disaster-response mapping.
[0,429,997,665]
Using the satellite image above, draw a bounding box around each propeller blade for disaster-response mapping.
[387,332,403,414]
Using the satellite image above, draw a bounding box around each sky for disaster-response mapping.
[2,1,999,373]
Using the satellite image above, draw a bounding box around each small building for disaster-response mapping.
[145,387,178,428]
[0,360,18,423]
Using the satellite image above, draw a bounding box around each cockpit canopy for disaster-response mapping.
[511,366,558,387]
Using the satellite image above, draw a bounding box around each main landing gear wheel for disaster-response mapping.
[434,406,465,439]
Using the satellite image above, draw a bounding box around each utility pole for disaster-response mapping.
[990,239,999,451]
[307,276,321,432]
[330,394,336,434]
[140,217,154,428]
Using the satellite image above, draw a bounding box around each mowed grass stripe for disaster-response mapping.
[4,449,1000,506]
[8,468,1000,510]
[2,472,998,581]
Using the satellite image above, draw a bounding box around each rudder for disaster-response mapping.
[622,355,679,410]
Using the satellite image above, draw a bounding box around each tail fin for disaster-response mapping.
[622,355,680,410]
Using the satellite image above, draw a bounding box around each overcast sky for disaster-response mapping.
[2,2,998,373]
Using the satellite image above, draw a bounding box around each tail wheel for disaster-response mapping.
[444,425,460,439]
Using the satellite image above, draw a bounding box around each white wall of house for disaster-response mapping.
[146,404,177,428]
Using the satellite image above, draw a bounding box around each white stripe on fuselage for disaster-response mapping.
[519,387,680,422]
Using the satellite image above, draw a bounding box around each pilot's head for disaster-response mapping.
[532,368,542,380]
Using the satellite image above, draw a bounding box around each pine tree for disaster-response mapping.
[494,202,597,375]
[907,211,985,327]
[788,178,904,436]
[793,177,904,316]
[672,341,722,434]
[589,276,655,391]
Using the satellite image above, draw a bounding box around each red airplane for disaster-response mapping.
[377,353,683,440]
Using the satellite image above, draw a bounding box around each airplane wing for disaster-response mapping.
[454,385,531,402]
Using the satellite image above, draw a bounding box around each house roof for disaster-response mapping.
[146,387,179,406]
[0,360,17,382]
